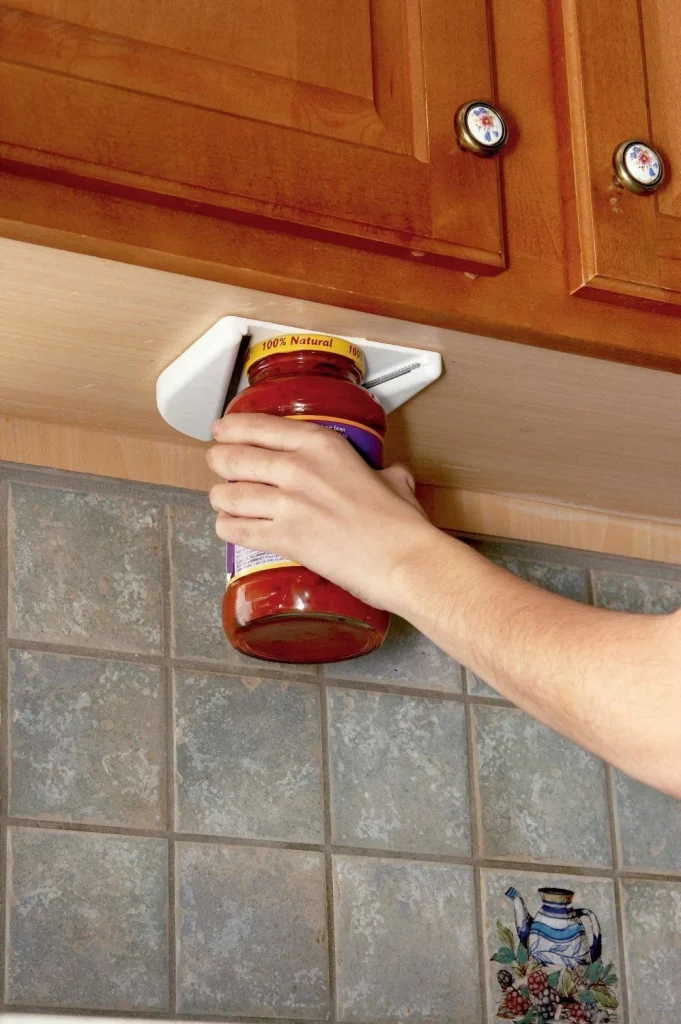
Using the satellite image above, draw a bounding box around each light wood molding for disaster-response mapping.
[0,415,213,493]
[2,239,681,524]
[418,486,681,566]
[2,416,679,566]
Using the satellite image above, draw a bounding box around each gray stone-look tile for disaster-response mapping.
[616,771,681,870]
[325,616,462,692]
[7,828,168,1010]
[593,569,681,614]
[169,504,314,673]
[483,870,620,1022]
[9,483,162,652]
[622,879,681,1024]
[468,558,587,697]
[177,842,329,1018]
[9,650,165,828]
[327,687,470,855]
[333,856,480,1023]
[473,706,611,865]
[501,557,588,603]
[467,668,506,700]
[175,671,324,843]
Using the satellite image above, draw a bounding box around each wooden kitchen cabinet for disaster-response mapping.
[554,0,681,314]
[0,0,506,271]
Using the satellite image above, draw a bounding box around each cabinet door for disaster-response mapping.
[555,0,681,314]
[0,0,505,271]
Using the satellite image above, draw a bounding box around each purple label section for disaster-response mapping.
[313,418,383,469]
[227,542,235,579]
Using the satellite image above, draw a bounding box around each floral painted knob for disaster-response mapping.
[613,140,665,194]
[454,101,508,157]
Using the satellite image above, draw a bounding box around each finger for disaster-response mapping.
[382,464,416,495]
[214,510,277,551]
[209,481,282,520]
[381,464,415,493]
[207,442,291,484]
[212,412,324,450]
[380,465,425,514]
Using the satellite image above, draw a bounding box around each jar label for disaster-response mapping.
[226,416,383,585]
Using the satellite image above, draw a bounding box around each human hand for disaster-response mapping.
[207,413,437,611]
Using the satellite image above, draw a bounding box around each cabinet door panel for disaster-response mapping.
[554,0,681,313]
[0,0,506,269]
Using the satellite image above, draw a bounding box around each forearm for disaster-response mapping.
[395,529,681,797]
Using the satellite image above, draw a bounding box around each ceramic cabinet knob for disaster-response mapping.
[454,101,508,157]
[613,140,665,194]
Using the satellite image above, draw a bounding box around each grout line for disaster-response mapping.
[309,674,465,702]
[3,638,515,707]
[606,755,631,1022]
[3,818,170,839]
[605,764,623,872]
[318,679,337,1024]
[5,637,166,666]
[1,1006,331,1024]
[613,879,631,1024]
[0,477,10,1006]
[3,814,680,878]
[161,506,177,1015]
[463,697,489,1021]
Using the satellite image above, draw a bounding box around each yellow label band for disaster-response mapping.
[228,559,299,585]
[245,334,366,375]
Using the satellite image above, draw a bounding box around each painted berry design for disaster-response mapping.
[497,969,514,991]
[491,912,619,1022]
[499,989,532,1018]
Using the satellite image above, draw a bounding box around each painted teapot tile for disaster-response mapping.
[483,870,620,1022]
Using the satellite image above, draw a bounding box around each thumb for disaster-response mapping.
[380,465,424,513]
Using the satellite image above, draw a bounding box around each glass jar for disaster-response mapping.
[222,333,390,663]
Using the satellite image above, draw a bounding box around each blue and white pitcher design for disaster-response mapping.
[505,886,602,969]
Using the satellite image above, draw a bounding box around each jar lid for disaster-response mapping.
[245,333,366,376]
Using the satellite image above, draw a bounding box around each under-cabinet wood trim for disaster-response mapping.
[417,486,681,566]
[2,416,679,565]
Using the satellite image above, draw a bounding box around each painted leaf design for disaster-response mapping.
[603,972,618,986]
[491,947,516,964]
[587,958,603,983]
[516,1010,539,1024]
[496,1001,515,1019]
[517,942,529,964]
[497,921,516,952]
[547,971,561,990]
[577,989,596,1004]
[559,968,576,997]
[592,985,618,1009]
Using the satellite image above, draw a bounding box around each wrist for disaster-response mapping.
[386,523,454,621]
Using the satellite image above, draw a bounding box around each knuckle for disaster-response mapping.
[281,453,305,488]
[316,427,345,452]
[215,511,253,547]
[208,483,224,510]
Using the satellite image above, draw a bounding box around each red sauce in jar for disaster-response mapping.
[222,333,390,663]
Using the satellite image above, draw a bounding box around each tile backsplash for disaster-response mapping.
[1,462,681,1023]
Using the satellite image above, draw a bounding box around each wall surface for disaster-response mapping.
[0,461,680,1023]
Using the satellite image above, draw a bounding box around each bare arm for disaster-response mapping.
[208,413,681,797]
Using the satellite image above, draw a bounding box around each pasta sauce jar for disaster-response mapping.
[222,333,390,663]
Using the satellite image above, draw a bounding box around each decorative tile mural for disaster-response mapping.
[485,873,620,1022]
